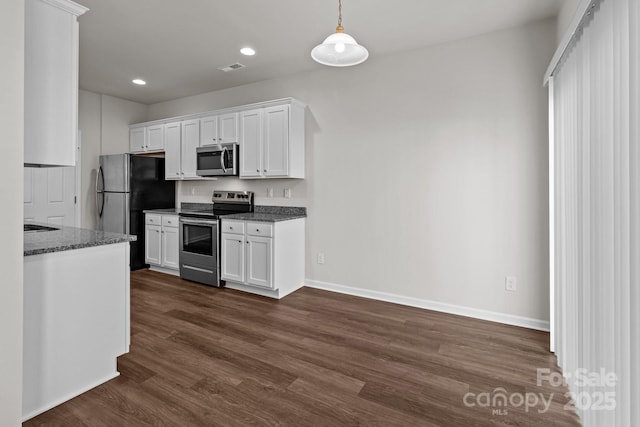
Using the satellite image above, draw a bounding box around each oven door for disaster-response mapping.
[179,218,220,286]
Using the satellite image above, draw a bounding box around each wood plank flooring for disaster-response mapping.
[25,270,581,426]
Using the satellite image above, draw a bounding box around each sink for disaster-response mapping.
[24,224,60,233]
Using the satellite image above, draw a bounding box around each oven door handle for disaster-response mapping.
[179,218,218,226]
[220,147,228,174]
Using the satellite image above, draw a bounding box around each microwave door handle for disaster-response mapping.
[220,147,228,174]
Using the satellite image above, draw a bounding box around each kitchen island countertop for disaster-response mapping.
[24,224,136,256]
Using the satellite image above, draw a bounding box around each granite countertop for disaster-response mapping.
[24,224,136,256]
[222,212,306,222]
[145,205,307,222]
[143,208,179,215]
[223,206,307,223]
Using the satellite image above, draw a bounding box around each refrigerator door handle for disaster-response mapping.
[96,166,105,217]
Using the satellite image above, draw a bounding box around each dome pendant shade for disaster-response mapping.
[311,31,369,67]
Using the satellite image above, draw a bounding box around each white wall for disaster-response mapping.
[78,90,148,229]
[0,0,24,424]
[148,19,556,323]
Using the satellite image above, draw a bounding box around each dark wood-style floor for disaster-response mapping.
[25,270,581,426]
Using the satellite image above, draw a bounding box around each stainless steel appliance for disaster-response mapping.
[96,154,175,270]
[196,143,238,177]
[179,190,253,287]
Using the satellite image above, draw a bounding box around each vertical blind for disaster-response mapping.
[550,0,639,426]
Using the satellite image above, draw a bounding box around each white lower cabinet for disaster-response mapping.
[145,213,179,273]
[221,218,305,298]
[221,233,245,283]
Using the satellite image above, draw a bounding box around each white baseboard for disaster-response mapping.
[304,279,549,332]
[22,372,120,422]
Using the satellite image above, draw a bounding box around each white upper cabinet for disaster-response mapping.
[146,124,165,151]
[164,122,182,179]
[129,127,146,153]
[165,119,201,180]
[200,112,238,147]
[263,105,290,177]
[239,109,263,178]
[239,101,304,179]
[181,119,200,179]
[24,0,88,167]
[129,98,305,180]
[130,124,164,153]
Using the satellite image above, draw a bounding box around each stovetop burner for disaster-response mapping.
[178,190,254,219]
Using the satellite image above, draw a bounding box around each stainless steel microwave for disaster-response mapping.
[196,143,238,177]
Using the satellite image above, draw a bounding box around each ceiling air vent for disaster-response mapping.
[217,63,246,72]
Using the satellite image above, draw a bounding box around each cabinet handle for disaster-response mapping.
[256,169,259,172]
[238,240,242,243]
[256,229,259,232]
[246,241,249,244]
[263,169,267,172]
[229,227,233,230]
[176,172,179,176]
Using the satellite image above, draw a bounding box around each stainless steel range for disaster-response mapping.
[179,191,254,287]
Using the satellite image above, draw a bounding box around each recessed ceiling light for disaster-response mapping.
[132,79,146,85]
[240,47,255,56]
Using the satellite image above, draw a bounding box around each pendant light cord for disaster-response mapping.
[336,0,344,32]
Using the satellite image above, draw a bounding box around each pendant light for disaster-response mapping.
[311,0,369,67]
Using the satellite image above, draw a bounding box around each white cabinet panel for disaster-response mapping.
[219,112,239,144]
[145,213,179,271]
[240,109,262,177]
[263,105,289,177]
[164,122,182,180]
[201,113,238,147]
[24,0,87,167]
[146,124,165,151]
[246,236,273,288]
[162,226,179,269]
[181,119,200,179]
[221,233,245,283]
[145,224,161,265]
[200,115,219,147]
[129,127,146,153]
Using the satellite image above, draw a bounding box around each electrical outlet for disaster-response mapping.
[267,188,273,198]
[317,253,325,264]
[284,188,291,198]
[505,276,517,292]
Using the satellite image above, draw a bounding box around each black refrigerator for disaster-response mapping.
[96,154,175,270]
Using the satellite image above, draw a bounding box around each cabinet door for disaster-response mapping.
[239,109,262,178]
[221,233,245,283]
[263,105,289,177]
[161,226,179,269]
[24,0,85,167]
[146,124,165,151]
[181,119,200,179]
[246,236,273,288]
[129,127,146,153]
[164,121,182,180]
[219,112,239,144]
[200,115,218,147]
[145,224,162,265]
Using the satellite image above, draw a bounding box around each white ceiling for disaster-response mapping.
[77,0,564,105]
